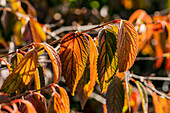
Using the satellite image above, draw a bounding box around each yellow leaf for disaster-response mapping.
[0,49,38,94]
[29,17,46,43]
[117,20,138,72]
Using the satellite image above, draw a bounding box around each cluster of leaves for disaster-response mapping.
[0,0,169,113]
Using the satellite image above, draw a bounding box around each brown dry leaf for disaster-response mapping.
[117,20,138,72]
[0,49,38,94]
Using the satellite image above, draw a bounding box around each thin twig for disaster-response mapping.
[0,84,51,104]
[144,81,170,99]
[131,73,170,81]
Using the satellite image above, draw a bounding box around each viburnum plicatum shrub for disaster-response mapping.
[1,0,170,113]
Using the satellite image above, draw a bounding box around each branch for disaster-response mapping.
[144,81,170,99]
[0,84,51,104]
[131,73,170,81]
[136,53,170,61]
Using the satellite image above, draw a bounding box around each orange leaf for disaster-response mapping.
[48,92,66,113]
[38,43,61,83]
[129,9,153,41]
[58,86,70,113]
[13,99,37,113]
[77,35,98,109]
[165,23,170,70]
[153,31,164,68]
[9,0,26,15]
[29,17,46,43]
[0,49,38,94]
[59,32,89,96]
[97,26,118,93]
[117,20,138,72]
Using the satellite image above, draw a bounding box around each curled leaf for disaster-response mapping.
[97,26,118,92]
[59,32,89,96]
[38,43,61,83]
[117,20,138,72]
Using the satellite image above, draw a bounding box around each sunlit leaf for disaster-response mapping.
[129,9,153,41]
[134,81,148,113]
[48,92,66,113]
[29,18,46,43]
[0,49,38,94]
[19,93,47,113]
[106,76,124,113]
[38,43,61,83]
[9,0,26,15]
[97,26,118,93]
[153,31,164,68]
[77,35,98,109]
[59,32,89,96]
[165,23,170,70]
[13,99,37,113]
[11,53,24,70]
[58,86,70,113]
[117,20,138,72]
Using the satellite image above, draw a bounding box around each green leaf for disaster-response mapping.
[77,35,98,109]
[97,26,118,93]
[106,76,124,113]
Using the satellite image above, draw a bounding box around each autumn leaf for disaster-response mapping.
[48,85,70,113]
[38,43,61,83]
[134,80,148,113]
[0,48,38,94]
[117,20,138,72]
[77,35,98,109]
[153,31,164,68]
[11,53,24,70]
[59,32,89,96]
[29,17,46,43]
[129,9,153,41]
[13,99,37,113]
[19,93,47,113]
[106,76,124,113]
[58,86,70,113]
[97,26,118,93]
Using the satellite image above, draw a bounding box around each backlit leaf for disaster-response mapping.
[38,43,61,83]
[97,26,118,93]
[129,9,153,41]
[29,18,46,43]
[58,86,70,113]
[77,35,98,109]
[48,92,66,113]
[106,76,124,113]
[59,32,89,96]
[165,23,170,70]
[134,81,148,113]
[11,53,24,70]
[0,49,38,94]
[153,31,164,68]
[117,20,138,72]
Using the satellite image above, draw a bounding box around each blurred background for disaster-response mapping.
[0,0,170,113]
